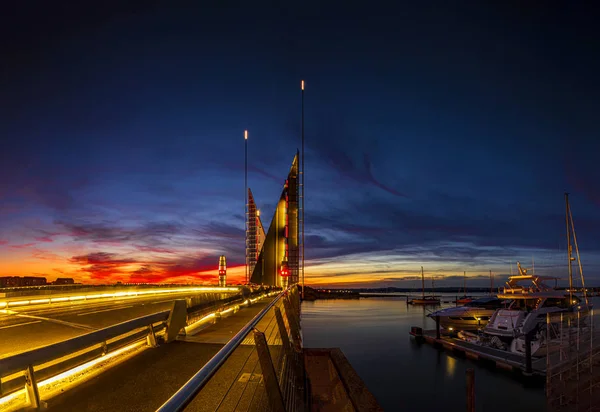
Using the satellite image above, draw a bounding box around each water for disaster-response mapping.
[301,295,549,412]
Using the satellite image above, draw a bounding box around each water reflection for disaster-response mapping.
[301,295,555,412]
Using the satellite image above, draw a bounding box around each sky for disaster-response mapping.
[1,2,599,288]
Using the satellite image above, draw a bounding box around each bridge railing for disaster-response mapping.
[0,309,172,409]
[0,290,254,410]
[157,285,306,412]
[0,286,241,309]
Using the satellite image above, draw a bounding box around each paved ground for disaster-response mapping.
[0,292,234,358]
[45,298,277,412]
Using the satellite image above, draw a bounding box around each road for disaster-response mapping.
[0,291,238,358]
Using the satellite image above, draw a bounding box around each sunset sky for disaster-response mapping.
[1,2,599,288]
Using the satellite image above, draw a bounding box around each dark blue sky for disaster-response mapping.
[1,1,599,287]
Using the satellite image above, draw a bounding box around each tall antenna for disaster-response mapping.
[244,130,248,285]
[301,80,305,299]
[566,192,573,304]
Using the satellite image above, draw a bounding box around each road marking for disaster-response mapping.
[0,320,42,330]
[16,314,96,331]
[77,306,134,316]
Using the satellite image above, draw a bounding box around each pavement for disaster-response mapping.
[45,298,277,412]
[0,292,232,358]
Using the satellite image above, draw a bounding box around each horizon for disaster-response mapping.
[1,3,599,288]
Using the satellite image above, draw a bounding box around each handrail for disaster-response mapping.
[156,288,288,412]
[0,310,170,377]
[0,286,241,309]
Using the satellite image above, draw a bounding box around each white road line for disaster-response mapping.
[0,320,42,330]
[77,306,134,316]
[16,314,96,331]
[152,300,170,304]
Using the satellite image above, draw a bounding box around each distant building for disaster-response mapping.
[53,278,75,285]
[0,276,22,288]
[22,276,47,286]
[0,276,47,288]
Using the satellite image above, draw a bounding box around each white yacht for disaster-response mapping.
[428,297,506,332]
[482,264,590,355]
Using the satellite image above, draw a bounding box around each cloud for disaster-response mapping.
[58,220,184,246]
[67,250,245,284]
[10,243,36,249]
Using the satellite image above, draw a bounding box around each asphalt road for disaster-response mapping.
[0,292,236,358]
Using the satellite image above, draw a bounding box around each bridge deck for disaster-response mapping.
[45,298,276,412]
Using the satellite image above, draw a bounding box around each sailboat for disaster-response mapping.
[456,271,473,304]
[409,267,440,305]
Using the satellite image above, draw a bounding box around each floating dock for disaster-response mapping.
[409,327,547,376]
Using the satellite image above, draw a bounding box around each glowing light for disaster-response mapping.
[8,300,30,307]
[29,299,50,305]
[0,341,145,409]
[41,341,145,387]
[244,130,248,140]
[301,80,304,90]
[449,327,454,331]
[0,388,23,408]
[2,286,241,310]
[257,210,260,217]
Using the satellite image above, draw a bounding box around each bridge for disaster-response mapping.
[0,149,381,411]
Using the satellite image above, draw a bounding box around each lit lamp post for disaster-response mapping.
[244,130,248,285]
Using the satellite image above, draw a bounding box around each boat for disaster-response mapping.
[483,267,577,340]
[479,194,593,356]
[455,271,473,304]
[409,267,440,305]
[428,296,506,331]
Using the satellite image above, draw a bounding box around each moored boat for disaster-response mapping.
[408,266,440,305]
[455,271,474,304]
[428,296,506,331]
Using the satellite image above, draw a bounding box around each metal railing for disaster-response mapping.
[0,309,173,409]
[0,290,255,410]
[157,285,306,412]
[0,286,241,309]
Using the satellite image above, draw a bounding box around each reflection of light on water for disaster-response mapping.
[446,355,456,378]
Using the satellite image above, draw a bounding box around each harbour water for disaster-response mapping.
[302,295,549,412]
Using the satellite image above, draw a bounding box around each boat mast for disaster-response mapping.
[463,271,466,295]
[568,195,589,305]
[421,266,425,299]
[566,193,573,304]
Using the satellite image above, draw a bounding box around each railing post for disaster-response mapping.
[274,307,291,352]
[524,331,533,375]
[466,368,475,412]
[283,297,302,350]
[101,341,108,355]
[25,364,42,409]
[254,330,286,412]
[165,299,187,343]
[147,324,158,348]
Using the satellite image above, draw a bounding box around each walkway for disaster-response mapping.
[46,298,276,412]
